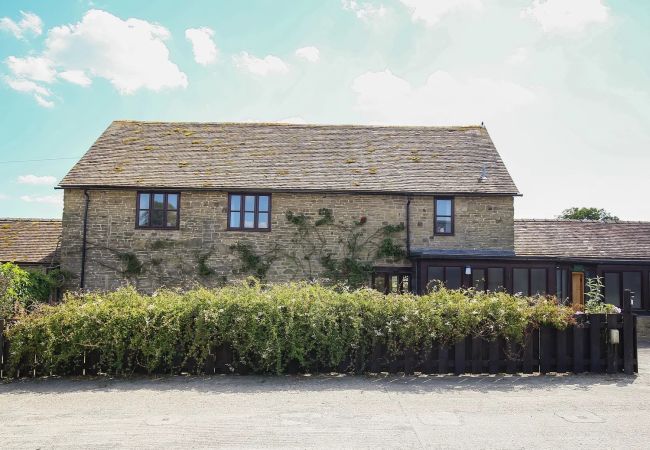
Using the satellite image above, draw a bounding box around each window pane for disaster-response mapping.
[244,212,255,228]
[139,193,150,210]
[373,274,386,293]
[258,195,270,212]
[446,267,462,290]
[229,212,240,228]
[623,272,642,309]
[166,211,177,228]
[487,268,504,292]
[153,193,165,209]
[244,195,255,212]
[151,209,164,227]
[604,273,620,307]
[167,194,178,210]
[230,195,241,211]
[258,212,269,229]
[400,275,409,293]
[513,268,529,295]
[435,217,452,234]
[138,210,149,227]
[436,199,452,216]
[391,275,399,292]
[427,266,444,289]
[473,269,486,291]
[531,269,547,295]
[556,269,569,303]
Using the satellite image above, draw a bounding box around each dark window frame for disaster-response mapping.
[135,191,180,230]
[227,193,272,232]
[472,267,506,292]
[602,270,643,309]
[372,267,413,294]
[433,197,454,236]
[512,267,548,296]
[426,265,463,290]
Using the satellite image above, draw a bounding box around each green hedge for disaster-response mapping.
[0,262,64,318]
[3,282,575,376]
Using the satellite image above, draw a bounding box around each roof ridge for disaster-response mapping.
[111,120,486,131]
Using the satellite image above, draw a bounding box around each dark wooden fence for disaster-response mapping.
[0,293,639,378]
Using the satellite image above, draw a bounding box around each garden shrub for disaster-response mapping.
[0,262,61,318]
[4,282,575,376]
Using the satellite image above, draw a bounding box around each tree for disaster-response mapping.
[558,207,618,222]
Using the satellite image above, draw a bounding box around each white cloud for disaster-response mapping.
[233,51,289,76]
[58,70,92,86]
[4,77,54,107]
[20,194,63,205]
[399,0,482,26]
[34,95,54,108]
[40,9,187,94]
[342,1,387,22]
[352,69,535,125]
[507,47,528,66]
[185,27,218,66]
[278,117,307,124]
[0,11,43,39]
[0,193,8,200]
[17,174,57,185]
[522,0,608,33]
[295,46,320,63]
[5,56,57,83]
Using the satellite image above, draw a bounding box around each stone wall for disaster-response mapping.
[60,189,514,292]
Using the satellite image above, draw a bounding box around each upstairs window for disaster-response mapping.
[228,193,271,231]
[136,192,179,229]
[434,197,454,235]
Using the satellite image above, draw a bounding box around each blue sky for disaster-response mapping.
[1,0,648,220]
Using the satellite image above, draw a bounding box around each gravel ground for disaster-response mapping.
[1,341,649,449]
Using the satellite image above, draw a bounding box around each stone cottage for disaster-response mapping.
[35,120,649,313]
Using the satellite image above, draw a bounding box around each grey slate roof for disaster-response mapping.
[0,219,62,265]
[59,121,519,195]
[515,219,650,261]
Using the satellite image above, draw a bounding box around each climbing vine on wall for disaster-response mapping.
[232,208,406,288]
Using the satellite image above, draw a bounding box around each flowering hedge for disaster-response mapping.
[3,282,575,376]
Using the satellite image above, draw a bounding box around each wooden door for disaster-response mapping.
[571,272,585,307]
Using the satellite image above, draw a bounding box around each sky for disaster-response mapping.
[0,0,648,220]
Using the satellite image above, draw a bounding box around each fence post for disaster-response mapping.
[0,318,4,379]
[622,290,634,374]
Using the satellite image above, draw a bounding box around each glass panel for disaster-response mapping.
[138,210,149,227]
[436,199,452,216]
[244,212,255,228]
[138,193,150,210]
[229,211,240,228]
[230,195,241,211]
[167,194,178,210]
[373,274,386,293]
[487,268,504,292]
[531,269,547,295]
[391,275,399,292]
[604,273,620,307]
[623,272,642,309]
[400,275,410,293]
[153,193,165,210]
[151,209,164,227]
[446,267,462,290]
[244,195,255,212]
[473,269,486,291]
[166,211,177,228]
[513,268,529,295]
[258,195,270,212]
[556,269,569,303]
[435,217,452,234]
[258,212,269,229]
[427,266,444,290]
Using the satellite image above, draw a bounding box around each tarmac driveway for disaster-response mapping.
[1,341,649,449]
